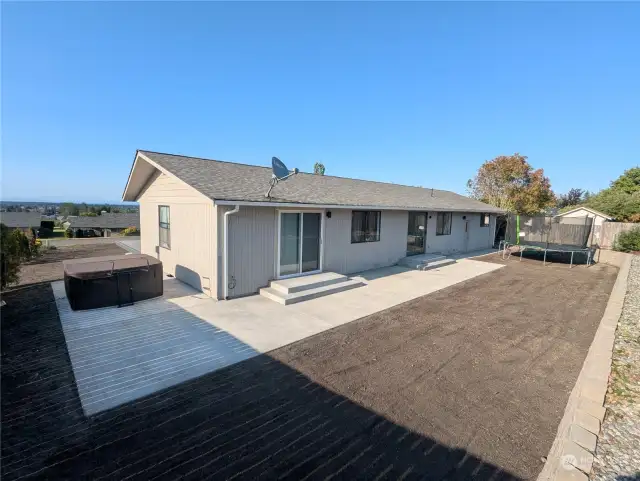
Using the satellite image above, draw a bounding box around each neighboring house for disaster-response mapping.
[123,150,503,299]
[65,213,140,235]
[555,206,613,246]
[0,212,42,233]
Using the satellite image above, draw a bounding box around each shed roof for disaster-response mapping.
[67,213,140,229]
[125,150,503,213]
[555,206,613,220]
[0,212,42,228]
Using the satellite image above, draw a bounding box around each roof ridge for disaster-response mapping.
[139,149,448,194]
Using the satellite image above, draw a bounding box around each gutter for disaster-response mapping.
[214,199,504,214]
[223,205,240,300]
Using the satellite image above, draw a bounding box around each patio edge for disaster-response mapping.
[536,250,633,481]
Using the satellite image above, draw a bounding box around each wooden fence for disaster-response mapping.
[597,223,639,249]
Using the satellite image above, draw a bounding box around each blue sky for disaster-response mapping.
[2,2,639,203]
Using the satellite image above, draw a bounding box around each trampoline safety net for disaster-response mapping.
[504,214,593,249]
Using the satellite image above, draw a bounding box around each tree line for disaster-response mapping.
[467,153,640,222]
[59,203,139,216]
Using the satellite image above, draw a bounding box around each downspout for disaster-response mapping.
[223,205,240,300]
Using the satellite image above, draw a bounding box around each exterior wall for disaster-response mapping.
[323,209,408,274]
[217,206,277,299]
[218,206,497,299]
[137,171,216,296]
[424,212,494,255]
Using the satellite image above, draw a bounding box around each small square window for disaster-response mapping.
[351,211,381,243]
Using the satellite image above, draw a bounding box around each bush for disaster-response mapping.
[122,226,140,236]
[40,220,55,231]
[613,226,640,253]
[37,227,54,239]
[64,228,73,238]
[1,224,38,289]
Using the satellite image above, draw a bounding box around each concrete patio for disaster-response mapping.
[54,256,504,414]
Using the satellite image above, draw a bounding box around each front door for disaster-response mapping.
[278,211,322,278]
[407,212,427,256]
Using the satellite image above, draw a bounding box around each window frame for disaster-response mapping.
[350,210,381,244]
[435,212,452,236]
[158,205,171,249]
[480,213,490,227]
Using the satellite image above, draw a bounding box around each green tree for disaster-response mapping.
[1,224,37,289]
[313,162,326,175]
[610,167,640,195]
[467,153,555,214]
[557,188,586,209]
[60,202,79,216]
[583,167,640,221]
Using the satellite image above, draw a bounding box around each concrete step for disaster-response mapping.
[260,279,365,305]
[419,258,457,271]
[270,272,349,295]
[397,254,446,269]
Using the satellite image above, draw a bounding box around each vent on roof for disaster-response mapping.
[265,157,298,198]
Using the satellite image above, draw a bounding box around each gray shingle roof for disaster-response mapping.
[0,212,42,228]
[68,213,139,229]
[139,151,503,213]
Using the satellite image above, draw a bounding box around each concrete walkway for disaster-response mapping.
[53,258,503,414]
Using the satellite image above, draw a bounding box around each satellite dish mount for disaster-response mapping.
[265,157,298,198]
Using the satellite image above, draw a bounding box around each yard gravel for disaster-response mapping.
[591,255,640,481]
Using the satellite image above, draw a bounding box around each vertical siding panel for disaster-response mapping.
[323,210,408,274]
[227,207,276,298]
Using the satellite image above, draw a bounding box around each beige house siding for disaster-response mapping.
[323,209,408,274]
[138,170,216,296]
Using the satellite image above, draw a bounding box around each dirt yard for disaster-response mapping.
[270,253,618,479]
[15,243,127,286]
[1,253,618,480]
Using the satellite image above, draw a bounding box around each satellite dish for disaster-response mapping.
[272,157,290,180]
[265,156,298,198]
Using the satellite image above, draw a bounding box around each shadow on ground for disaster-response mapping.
[1,284,519,481]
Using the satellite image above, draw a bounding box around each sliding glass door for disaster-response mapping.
[278,212,322,278]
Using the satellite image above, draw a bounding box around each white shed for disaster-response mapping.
[555,207,613,245]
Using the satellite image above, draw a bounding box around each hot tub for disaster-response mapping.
[63,254,163,311]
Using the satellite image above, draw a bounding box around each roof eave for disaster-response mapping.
[213,199,504,213]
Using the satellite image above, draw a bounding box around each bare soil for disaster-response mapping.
[1,253,618,480]
[15,243,127,287]
[270,253,618,479]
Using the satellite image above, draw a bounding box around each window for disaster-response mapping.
[480,213,490,227]
[351,211,381,243]
[159,205,170,248]
[436,212,452,236]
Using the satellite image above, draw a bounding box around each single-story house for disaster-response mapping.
[0,212,42,233]
[555,206,613,245]
[122,150,503,300]
[64,213,140,236]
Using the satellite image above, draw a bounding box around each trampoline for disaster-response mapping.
[499,215,594,268]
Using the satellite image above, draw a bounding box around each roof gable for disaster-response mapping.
[556,206,613,220]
